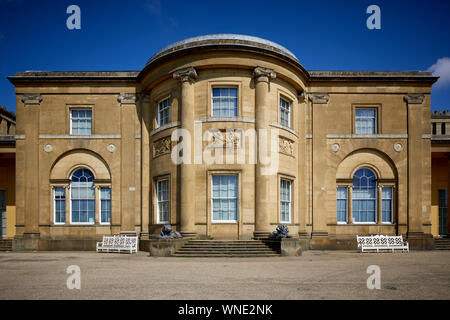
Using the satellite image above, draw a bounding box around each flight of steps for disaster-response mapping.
[174,240,280,257]
[434,238,450,250]
[0,239,13,251]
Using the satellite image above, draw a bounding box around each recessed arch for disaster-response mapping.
[50,149,111,181]
[336,148,397,180]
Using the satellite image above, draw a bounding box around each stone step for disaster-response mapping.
[175,239,280,257]
[174,254,280,257]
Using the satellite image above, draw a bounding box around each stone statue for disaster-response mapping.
[269,224,292,239]
[157,224,182,239]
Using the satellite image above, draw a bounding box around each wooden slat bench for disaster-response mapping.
[356,235,409,253]
[96,235,138,254]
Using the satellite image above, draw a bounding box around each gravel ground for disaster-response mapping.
[0,250,449,300]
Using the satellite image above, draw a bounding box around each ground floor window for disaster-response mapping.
[439,189,448,235]
[53,187,66,224]
[100,187,111,224]
[280,179,291,223]
[336,186,348,223]
[70,168,95,224]
[212,174,238,222]
[156,179,169,224]
[381,186,393,223]
[352,168,377,223]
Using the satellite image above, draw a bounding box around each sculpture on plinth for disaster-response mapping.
[157,224,182,239]
[269,224,292,239]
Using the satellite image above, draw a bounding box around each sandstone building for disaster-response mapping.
[6,34,445,250]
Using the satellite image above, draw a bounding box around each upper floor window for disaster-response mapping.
[157,98,170,127]
[280,97,291,128]
[355,108,377,135]
[212,87,238,117]
[70,109,92,135]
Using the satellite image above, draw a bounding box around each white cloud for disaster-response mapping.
[427,57,450,88]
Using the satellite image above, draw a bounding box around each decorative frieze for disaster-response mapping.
[173,66,198,83]
[117,93,137,104]
[152,136,171,158]
[209,129,241,148]
[308,93,329,104]
[404,93,425,104]
[21,93,42,105]
[252,66,276,83]
[279,136,294,156]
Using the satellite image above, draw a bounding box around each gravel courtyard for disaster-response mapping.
[0,250,449,300]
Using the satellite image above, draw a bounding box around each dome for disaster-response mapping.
[145,34,299,66]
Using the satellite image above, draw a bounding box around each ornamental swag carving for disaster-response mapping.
[152,136,171,158]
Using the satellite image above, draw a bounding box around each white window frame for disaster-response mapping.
[53,187,66,225]
[211,174,239,223]
[381,186,393,224]
[279,97,291,128]
[70,109,92,136]
[211,87,239,118]
[99,187,111,225]
[157,98,170,128]
[336,186,348,224]
[69,169,96,225]
[355,108,377,135]
[156,178,170,224]
[280,179,292,224]
[351,168,377,224]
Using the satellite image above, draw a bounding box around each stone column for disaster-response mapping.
[253,66,276,239]
[21,94,42,241]
[309,93,330,239]
[404,94,426,241]
[140,92,151,240]
[118,93,137,235]
[173,67,198,238]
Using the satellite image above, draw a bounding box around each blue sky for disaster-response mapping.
[0,0,449,113]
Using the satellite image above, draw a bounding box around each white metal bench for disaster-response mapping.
[356,235,409,253]
[96,235,138,254]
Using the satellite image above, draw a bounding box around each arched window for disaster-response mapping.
[70,168,95,224]
[352,168,377,223]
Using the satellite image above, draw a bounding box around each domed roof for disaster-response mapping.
[145,34,299,66]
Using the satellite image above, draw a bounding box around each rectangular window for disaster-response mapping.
[432,122,437,135]
[100,187,111,224]
[157,98,170,127]
[438,189,448,236]
[212,87,238,117]
[157,179,169,224]
[280,179,291,223]
[355,108,377,134]
[280,97,291,127]
[381,187,393,223]
[336,187,348,223]
[70,109,92,135]
[212,175,238,222]
[54,187,66,224]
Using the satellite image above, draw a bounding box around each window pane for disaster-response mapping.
[212,87,238,117]
[212,174,238,221]
[352,168,377,222]
[355,108,376,134]
[337,187,347,223]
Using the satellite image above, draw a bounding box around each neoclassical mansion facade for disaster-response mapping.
[8,34,438,250]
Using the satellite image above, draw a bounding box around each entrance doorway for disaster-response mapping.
[438,189,448,236]
[0,190,6,238]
